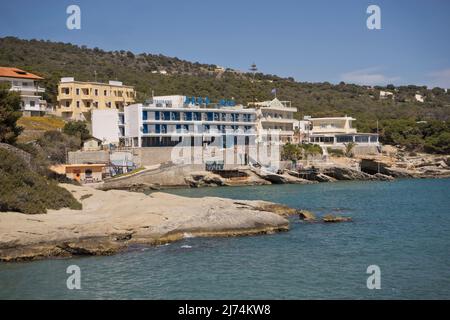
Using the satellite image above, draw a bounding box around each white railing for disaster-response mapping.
[10,85,45,93]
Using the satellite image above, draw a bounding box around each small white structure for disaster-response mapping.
[379,90,394,99]
[0,67,47,116]
[415,94,425,103]
[92,109,121,145]
[82,137,102,151]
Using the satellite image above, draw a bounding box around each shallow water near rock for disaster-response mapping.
[1,178,449,299]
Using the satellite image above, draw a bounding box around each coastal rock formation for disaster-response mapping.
[323,166,377,181]
[184,171,226,187]
[308,172,337,183]
[373,173,395,181]
[0,184,291,262]
[249,202,299,217]
[360,156,450,179]
[298,210,316,221]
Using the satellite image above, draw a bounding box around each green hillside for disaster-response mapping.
[1,36,449,153]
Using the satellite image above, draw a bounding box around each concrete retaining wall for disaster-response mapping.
[68,151,109,164]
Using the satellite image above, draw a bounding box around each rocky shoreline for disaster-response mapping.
[0,184,297,262]
[99,151,450,192]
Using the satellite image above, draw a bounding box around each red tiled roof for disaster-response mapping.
[0,67,44,80]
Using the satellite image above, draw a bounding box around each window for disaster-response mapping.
[65,101,70,107]
[355,135,369,143]
[94,89,98,96]
[85,169,93,178]
[76,88,80,95]
[30,101,35,107]
[76,101,80,108]
[86,102,91,108]
[336,135,353,143]
[104,90,107,96]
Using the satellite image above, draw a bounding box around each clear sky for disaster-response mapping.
[1,0,449,88]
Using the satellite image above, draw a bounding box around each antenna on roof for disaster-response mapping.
[94,70,97,82]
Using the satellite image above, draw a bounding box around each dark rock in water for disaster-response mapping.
[323,215,353,223]
[298,210,316,221]
[309,172,337,183]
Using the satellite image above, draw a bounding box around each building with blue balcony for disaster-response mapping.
[118,95,257,148]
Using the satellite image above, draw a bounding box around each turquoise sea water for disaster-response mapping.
[0,179,450,299]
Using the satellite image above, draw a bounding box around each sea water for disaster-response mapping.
[0,179,449,299]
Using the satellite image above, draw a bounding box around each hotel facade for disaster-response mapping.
[251,98,298,145]
[56,77,136,120]
[0,67,47,116]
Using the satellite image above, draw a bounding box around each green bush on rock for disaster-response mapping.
[0,148,81,214]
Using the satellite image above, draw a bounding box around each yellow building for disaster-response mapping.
[56,77,136,120]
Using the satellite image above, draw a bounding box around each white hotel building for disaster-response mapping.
[0,67,47,116]
[93,95,257,148]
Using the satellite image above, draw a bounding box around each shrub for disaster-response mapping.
[63,121,90,142]
[327,148,344,157]
[0,148,81,214]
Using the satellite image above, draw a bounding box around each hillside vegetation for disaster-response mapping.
[1,37,450,153]
[0,148,81,214]
[17,116,65,143]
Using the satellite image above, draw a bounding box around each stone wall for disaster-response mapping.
[68,150,110,164]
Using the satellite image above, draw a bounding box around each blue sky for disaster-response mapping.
[1,0,450,88]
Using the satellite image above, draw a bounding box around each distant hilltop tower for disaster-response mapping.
[249,63,258,103]
[249,63,258,75]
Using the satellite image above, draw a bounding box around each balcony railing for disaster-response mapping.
[10,85,45,93]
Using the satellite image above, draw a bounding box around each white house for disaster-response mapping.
[251,98,298,145]
[305,116,379,146]
[0,67,47,116]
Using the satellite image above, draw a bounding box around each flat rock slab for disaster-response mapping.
[0,184,290,262]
